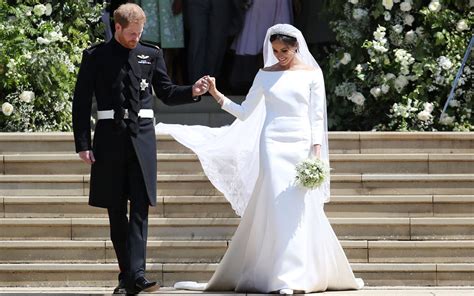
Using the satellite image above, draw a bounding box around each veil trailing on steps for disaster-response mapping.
[155,24,330,217]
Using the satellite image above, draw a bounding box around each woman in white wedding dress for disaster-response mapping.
[156,24,363,294]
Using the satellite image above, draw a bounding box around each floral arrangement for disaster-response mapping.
[0,0,103,131]
[295,158,330,189]
[325,0,473,131]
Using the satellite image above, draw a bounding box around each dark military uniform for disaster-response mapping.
[72,37,199,285]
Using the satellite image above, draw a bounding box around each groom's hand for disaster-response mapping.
[79,150,95,165]
[192,76,209,97]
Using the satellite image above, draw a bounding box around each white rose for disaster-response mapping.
[439,114,455,125]
[381,84,390,93]
[382,0,394,10]
[428,0,441,12]
[456,20,469,32]
[33,4,47,16]
[404,14,414,26]
[370,87,382,97]
[384,11,391,21]
[438,56,452,70]
[405,30,416,42]
[19,91,35,103]
[2,102,13,116]
[394,75,409,92]
[349,0,359,4]
[45,3,52,16]
[400,1,412,11]
[423,102,434,113]
[348,92,365,106]
[340,53,352,65]
[392,24,404,34]
[417,110,432,122]
[37,37,51,45]
[449,99,461,107]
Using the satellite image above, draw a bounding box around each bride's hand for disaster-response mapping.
[313,144,321,159]
[205,76,217,96]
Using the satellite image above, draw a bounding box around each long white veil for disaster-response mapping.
[156,24,330,217]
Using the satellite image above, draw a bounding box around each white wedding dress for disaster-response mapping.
[157,68,364,293]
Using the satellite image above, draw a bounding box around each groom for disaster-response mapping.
[72,3,208,294]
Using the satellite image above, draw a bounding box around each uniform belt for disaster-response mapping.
[97,109,154,120]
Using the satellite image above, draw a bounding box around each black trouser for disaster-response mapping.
[107,135,149,283]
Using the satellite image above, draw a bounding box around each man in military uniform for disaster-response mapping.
[72,3,208,294]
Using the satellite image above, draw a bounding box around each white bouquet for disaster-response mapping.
[295,158,330,189]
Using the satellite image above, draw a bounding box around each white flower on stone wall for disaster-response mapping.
[340,53,352,65]
[348,91,366,106]
[384,11,391,21]
[405,30,416,43]
[385,73,396,80]
[415,27,424,37]
[428,0,441,12]
[440,114,455,125]
[381,84,390,93]
[370,87,382,97]
[400,1,412,12]
[382,0,394,10]
[33,4,47,16]
[353,8,368,20]
[2,102,14,116]
[456,20,469,32]
[392,24,403,34]
[349,0,359,4]
[423,102,434,113]
[438,56,453,70]
[25,7,33,16]
[449,99,461,107]
[19,91,35,103]
[417,110,432,122]
[374,25,387,40]
[37,37,51,45]
[404,14,414,26]
[394,75,409,92]
[45,3,53,16]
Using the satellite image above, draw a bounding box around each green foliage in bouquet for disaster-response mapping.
[324,0,473,131]
[295,158,330,189]
[0,0,104,131]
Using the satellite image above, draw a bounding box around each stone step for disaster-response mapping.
[3,153,473,175]
[1,174,473,196]
[0,217,472,241]
[2,195,473,218]
[0,263,471,287]
[0,132,472,154]
[0,240,471,265]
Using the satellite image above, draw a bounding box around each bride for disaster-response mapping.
[156,24,364,294]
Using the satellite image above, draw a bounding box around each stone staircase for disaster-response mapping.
[0,132,472,288]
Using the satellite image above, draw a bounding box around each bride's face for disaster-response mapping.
[272,40,297,67]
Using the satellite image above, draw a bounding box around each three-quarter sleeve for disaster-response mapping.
[309,69,326,145]
[221,73,264,121]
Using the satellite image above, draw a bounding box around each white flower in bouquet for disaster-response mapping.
[449,99,461,108]
[382,0,394,10]
[45,3,53,16]
[440,114,455,125]
[19,91,35,103]
[33,4,47,16]
[295,158,330,189]
[417,110,432,122]
[37,36,51,45]
[340,53,352,65]
[353,8,368,20]
[423,102,434,113]
[2,102,14,116]
[374,25,386,41]
[384,11,391,21]
[400,1,412,12]
[438,56,453,70]
[429,0,441,12]
[349,0,359,4]
[392,24,404,34]
[405,30,416,43]
[348,91,366,105]
[456,20,469,32]
[394,75,409,92]
[370,87,382,97]
[404,14,414,26]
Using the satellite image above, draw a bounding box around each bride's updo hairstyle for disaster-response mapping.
[269,34,298,48]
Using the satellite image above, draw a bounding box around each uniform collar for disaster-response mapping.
[110,37,133,53]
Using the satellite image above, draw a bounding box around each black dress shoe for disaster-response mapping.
[113,278,128,294]
[134,276,160,293]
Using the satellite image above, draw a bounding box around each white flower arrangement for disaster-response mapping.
[2,102,13,116]
[295,158,330,189]
[19,91,35,103]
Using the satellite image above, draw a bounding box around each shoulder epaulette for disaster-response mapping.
[85,41,105,52]
[140,41,161,51]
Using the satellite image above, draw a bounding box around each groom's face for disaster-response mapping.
[115,22,144,49]
[272,40,297,67]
